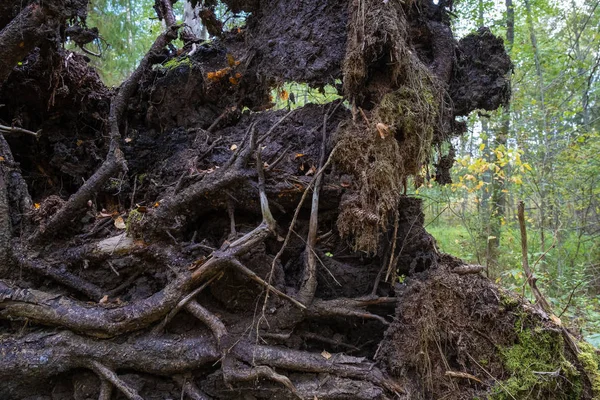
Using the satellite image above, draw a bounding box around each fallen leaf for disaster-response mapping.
[226,53,236,67]
[99,295,109,304]
[376,122,390,139]
[0,156,4,162]
[321,351,332,360]
[189,256,207,270]
[230,144,238,151]
[295,153,305,159]
[114,216,126,229]
[124,137,133,143]
[306,165,317,176]
[76,139,84,146]
[279,89,289,101]
[34,203,41,210]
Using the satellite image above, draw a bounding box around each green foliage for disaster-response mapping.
[271,81,342,110]
[85,0,164,86]
[418,0,600,340]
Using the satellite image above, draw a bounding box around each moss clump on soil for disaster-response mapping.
[157,56,192,73]
[491,317,581,400]
[577,341,600,399]
[334,120,402,253]
[334,79,440,253]
[126,208,144,238]
[373,83,437,176]
[335,0,448,253]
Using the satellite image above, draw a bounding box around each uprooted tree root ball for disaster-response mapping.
[2,0,594,399]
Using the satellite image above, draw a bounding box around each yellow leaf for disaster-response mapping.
[479,143,485,152]
[34,203,41,209]
[114,216,126,229]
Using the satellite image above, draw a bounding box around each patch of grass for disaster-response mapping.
[426,224,478,262]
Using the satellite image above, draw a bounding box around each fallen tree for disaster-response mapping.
[0,0,598,399]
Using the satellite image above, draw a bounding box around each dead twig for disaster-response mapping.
[0,124,40,138]
[297,110,329,305]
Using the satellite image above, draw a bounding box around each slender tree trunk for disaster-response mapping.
[525,0,548,255]
[487,0,514,270]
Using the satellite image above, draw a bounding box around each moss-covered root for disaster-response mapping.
[577,341,600,400]
[491,319,585,400]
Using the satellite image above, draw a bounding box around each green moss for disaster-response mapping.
[126,209,144,238]
[157,56,192,72]
[491,318,581,400]
[374,86,436,176]
[577,341,600,399]
[499,291,521,310]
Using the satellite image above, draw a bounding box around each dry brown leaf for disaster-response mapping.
[124,137,133,143]
[230,144,238,151]
[306,165,317,176]
[99,295,109,304]
[321,350,332,360]
[376,122,390,139]
[114,216,126,229]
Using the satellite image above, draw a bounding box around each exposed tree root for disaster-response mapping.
[88,360,144,400]
[30,1,180,244]
[0,1,519,399]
